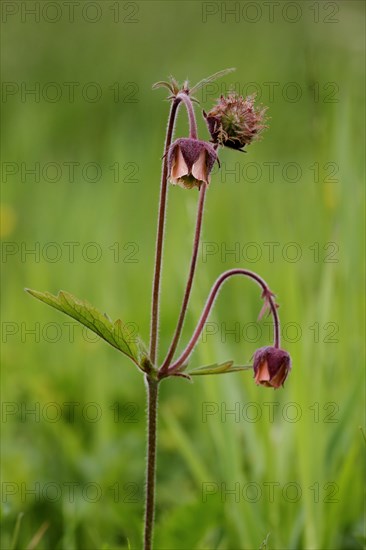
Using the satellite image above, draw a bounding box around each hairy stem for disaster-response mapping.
[149,99,180,365]
[160,184,206,372]
[150,93,199,366]
[177,92,198,139]
[144,376,159,550]
[146,91,200,548]
[167,268,280,374]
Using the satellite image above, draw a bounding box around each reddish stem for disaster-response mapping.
[160,184,206,372]
[150,93,199,366]
[166,268,280,374]
[149,99,180,365]
[177,92,198,139]
[143,377,159,550]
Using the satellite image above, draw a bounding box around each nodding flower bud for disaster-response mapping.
[204,92,268,151]
[168,138,218,189]
[253,346,291,389]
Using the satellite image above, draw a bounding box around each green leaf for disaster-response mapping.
[25,289,148,368]
[189,67,236,96]
[187,360,251,376]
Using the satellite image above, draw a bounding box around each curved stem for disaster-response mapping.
[177,92,198,139]
[149,99,180,365]
[167,269,280,374]
[144,376,159,550]
[150,93,199,365]
[160,184,207,372]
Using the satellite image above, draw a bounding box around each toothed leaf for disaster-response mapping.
[26,289,148,367]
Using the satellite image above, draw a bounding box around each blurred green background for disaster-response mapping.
[1,1,365,549]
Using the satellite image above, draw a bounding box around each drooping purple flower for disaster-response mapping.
[253,346,291,389]
[168,138,218,189]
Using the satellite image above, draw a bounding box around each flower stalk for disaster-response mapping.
[143,377,159,550]
[149,99,180,365]
[160,183,207,372]
[166,268,280,375]
[149,92,201,364]
[177,92,198,139]
[146,89,201,550]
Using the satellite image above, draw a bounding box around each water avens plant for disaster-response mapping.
[26,68,292,550]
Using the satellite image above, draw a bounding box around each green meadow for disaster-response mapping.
[1,1,365,548]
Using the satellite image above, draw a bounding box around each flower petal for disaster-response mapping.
[254,359,271,385]
[171,147,189,182]
[191,150,208,184]
[270,366,288,388]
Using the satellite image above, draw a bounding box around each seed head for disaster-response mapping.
[204,92,268,151]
